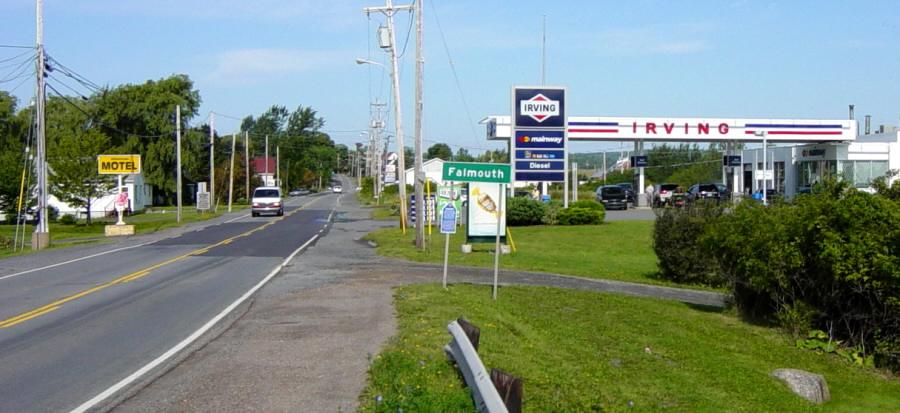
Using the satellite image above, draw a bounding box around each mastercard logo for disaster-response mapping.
[521,136,530,142]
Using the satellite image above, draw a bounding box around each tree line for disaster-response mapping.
[0,75,343,222]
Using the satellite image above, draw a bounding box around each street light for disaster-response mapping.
[355,53,410,234]
[355,58,385,68]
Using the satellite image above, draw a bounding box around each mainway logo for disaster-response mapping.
[520,93,559,123]
[519,135,563,144]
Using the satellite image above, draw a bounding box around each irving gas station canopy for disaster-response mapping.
[483,116,857,143]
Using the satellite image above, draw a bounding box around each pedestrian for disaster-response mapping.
[645,184,655,207]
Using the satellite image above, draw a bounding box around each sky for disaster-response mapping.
[2,0,899,154]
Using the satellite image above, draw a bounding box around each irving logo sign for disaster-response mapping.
[519,94,559,123]
[514,87,566,129]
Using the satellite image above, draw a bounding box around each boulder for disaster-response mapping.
[771,368,830,404]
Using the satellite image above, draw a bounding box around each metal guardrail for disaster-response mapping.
[445,320,509,413]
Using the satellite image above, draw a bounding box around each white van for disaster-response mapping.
[251,187,283,217]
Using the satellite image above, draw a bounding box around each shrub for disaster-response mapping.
[570,199,605,211]
[557,207,603,225]
[652,202,726,286]
[542,200,563,225]
[506,197,546,226]
[704,178,900,372]
[58,214,77,225]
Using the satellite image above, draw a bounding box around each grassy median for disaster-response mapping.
[366,222,670,287]
[360,284,900,412]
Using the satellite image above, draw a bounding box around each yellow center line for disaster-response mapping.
[0,197,324,329]
[0,306,59,328]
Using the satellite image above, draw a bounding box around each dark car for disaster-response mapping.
[714,183,732,202]
[653,183,680,207]
[686,183,722,203]
[595,185,628,210]
[615,183,635,205]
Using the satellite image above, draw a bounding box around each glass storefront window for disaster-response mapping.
[849,160,890,187]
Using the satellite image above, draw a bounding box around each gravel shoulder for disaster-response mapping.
[112,192,726,412]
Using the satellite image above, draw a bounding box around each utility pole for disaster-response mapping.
[371,101,386,199]
[542,14,547,85]
[32,0,49,250]
[539,14,549,199]
[176,105,182,223]
[276,145,280,188]
[265,135,269,182]
[602,151,607,185]
[209,113,216,210]
[364,0,413,234]
[244,131,249,200]
[228,133,235,212]
[413,0,425,249]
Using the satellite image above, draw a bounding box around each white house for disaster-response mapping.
[403,158,446,187]
[49,174,152,219]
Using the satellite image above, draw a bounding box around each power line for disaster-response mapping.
[429,0,480,147]
[395,9,415,59]
[0,44,33,49]
[45,83,174,139]
[0,49,34,65]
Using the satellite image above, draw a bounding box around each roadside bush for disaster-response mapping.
[542,200,563,225]
[557,207,603,225]
[570,199,605,211]
[506,197,546,226]
[0,235,11,249]
[704,178,900,372]
[58,214,77,225]
[358,177,374,200]
[652,202,726,286]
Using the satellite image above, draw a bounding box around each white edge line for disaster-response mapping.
[0,242,153,282]
[70,233,320,413]
[224,213,251,224]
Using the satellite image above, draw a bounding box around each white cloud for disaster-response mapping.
[205,48,349,84]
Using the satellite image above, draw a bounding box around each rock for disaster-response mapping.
[771,368,830,404]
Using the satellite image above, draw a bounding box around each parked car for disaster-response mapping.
[686,183,723,203]
[251,186,283,217]
[715,183,732,202]
[595,185,628,210]
[288,188,309,197]
[615,183,635,205]
[653,183,680,207]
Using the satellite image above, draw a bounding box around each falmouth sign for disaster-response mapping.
[442,162,511,184]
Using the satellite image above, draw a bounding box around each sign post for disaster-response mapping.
[440,203,457,289]
[442,162,511,299]
[98,154,141,236]
[492,183,504,300]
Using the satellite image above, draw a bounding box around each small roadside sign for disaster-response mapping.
[197,191,211,211]
[440,204,457,234]
[442,162,511,184]
[98,154,141,175]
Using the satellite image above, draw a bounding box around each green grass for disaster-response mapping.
[360,284,900,412]
[0,206,245,258]
[366,222,666,286]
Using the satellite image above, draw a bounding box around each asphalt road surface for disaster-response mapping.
[0,191,339,412]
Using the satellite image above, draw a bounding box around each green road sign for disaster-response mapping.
[442,162,511,183]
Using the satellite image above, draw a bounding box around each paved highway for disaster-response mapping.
[0,191,339,412]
